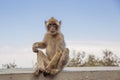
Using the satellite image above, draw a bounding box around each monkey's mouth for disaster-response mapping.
[51,31,55,33]
[50,31,57,35]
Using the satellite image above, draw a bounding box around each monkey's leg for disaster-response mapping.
[34,50,49,76]
[57,48,69,71]
[46,48,69,75]
[45,51,62,74]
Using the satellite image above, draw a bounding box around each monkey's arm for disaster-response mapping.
[32,42,46,52]
[33,42,46,49]
[32,34,48,53]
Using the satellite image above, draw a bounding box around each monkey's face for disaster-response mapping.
[45,17,61,35]
[47,22,58,35]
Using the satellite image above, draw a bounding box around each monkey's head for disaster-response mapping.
[45,17,61,35]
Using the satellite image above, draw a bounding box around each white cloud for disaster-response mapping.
[0,45,37,68]
[67,41,120,57]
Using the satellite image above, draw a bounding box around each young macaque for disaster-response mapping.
[32,17,69,76]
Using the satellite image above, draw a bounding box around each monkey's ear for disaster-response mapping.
[59,21,61,25]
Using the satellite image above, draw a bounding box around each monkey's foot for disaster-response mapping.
[34,68,45,77]
[50,69,60,75]
[34,69,42,77]
[45,69,60,76]
[45,67,51,74]
[43,69,59,77]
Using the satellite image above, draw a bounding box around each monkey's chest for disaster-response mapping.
[47,39,57,50]
[46,39,57,59]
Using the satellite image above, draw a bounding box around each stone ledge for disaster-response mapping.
[0,67,120,80]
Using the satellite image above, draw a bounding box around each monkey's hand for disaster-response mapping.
[32,42,39,53]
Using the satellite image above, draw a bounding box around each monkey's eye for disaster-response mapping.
[48,24,52,28]
[48,23,57,27]
[52,23,57,26]
[48,24,52,26]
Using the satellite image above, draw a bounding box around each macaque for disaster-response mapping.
[32,17,69,76]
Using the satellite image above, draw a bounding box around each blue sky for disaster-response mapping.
[0,0,120,68]
[0,0,120,45]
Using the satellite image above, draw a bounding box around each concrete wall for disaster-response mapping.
[0,67,120,80]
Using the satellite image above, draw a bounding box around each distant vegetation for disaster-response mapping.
[2,62,17,69]
[1,50,120,69]
[67,49,120,67]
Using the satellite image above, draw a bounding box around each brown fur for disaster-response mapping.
[32,17,69,76]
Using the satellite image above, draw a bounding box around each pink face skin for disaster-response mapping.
[48,23,58,35]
